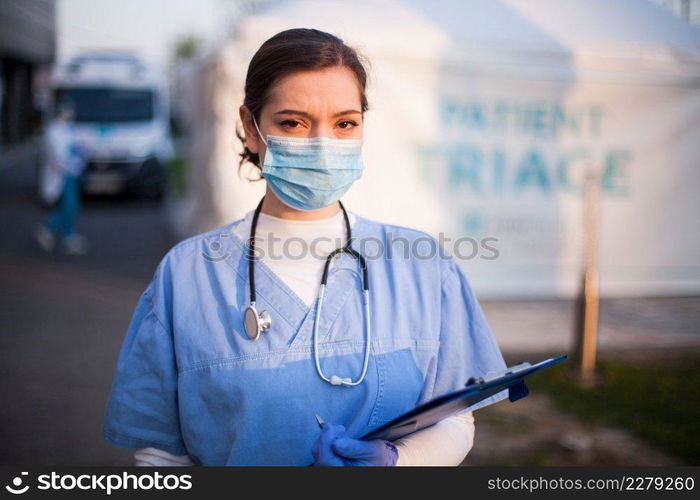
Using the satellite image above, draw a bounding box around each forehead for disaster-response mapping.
[265,66,363,112]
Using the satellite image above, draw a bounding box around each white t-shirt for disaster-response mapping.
[135,209,476,466]
[46,121,85,177]
[230,209,355,307]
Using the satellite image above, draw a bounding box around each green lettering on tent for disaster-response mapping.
[449,145,482,192]
[557,148,589,194]
[439,98,457,126]
[530,103,547,137]
[515,149,550,193]
[492,147,507,193]
[602,149,631,195]
[468,102,485,129]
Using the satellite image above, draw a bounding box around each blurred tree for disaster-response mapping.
[174,35,202,60]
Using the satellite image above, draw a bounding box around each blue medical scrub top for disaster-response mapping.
[101,211,509,465]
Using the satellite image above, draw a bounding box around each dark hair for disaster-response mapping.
[237,28,370,176]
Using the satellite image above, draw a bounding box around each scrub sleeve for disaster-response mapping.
[429,256,509,409]
[101,259,188,457]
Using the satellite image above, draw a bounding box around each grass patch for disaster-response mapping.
[528,357,700,464]
[481,412,534,435]
[166,156,187,197]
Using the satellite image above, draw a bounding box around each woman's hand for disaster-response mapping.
[311,422,347,466]
[311,422,398,466]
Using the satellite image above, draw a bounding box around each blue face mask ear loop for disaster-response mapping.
[312,203,372,387]
[251,114,268,147]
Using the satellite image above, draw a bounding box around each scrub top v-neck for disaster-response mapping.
[101,211,509,465]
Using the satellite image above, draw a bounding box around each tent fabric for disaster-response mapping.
[180,0,700,297]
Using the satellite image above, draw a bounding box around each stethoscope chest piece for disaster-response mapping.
[244,304,271,340]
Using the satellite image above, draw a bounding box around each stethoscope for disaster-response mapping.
[243,197,372,387]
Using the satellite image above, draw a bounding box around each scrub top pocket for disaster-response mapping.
[177,338,382,465]
[366,337,439,429]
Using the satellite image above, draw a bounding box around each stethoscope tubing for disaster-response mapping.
[247,196,371,387]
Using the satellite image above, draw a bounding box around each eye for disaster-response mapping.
[280,119,301,129]
[337,120,359,129]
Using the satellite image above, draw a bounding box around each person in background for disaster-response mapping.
[34,100,90,255]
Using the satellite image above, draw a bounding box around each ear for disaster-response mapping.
[239,105,260,155]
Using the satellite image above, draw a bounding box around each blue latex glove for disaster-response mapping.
[311,422,347,466]
[311,422,399,467]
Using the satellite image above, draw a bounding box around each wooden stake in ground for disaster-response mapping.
[573,166,600,386]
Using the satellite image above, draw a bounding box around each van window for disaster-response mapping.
[56,88,155,123]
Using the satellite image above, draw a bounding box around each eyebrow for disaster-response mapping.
[273,109,362,118]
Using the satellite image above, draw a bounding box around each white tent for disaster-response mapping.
[180,0,700,298]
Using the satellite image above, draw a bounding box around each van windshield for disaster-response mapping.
[56,87,155,123]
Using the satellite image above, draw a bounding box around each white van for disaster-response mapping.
[38,53,173,203]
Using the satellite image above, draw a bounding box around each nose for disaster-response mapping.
[309,123,335,138]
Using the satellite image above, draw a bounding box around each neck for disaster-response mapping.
[260,187,342,221]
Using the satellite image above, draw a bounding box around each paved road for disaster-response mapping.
[483,296,700,356]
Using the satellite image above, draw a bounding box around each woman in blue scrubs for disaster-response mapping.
[101,28,509,466]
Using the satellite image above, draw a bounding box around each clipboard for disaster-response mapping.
[360,354,567,441]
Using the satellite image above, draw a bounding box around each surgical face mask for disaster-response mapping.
[252,115,364,211]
